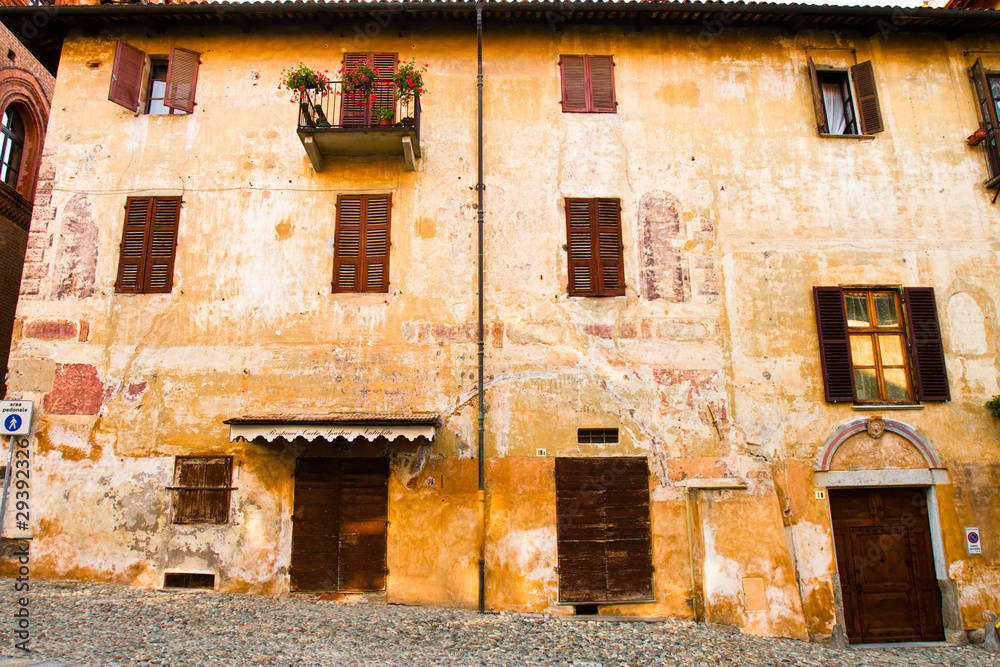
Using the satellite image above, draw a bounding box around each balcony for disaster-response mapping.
[297,81,421,172]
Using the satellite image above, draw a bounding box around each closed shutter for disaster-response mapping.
[566,198,596,296]
[173,457,232,525]
[341,53,396,127]
[116,197,152,293]
[145,197,181,293]
[333,194,391,293]
[588,56,617,113]
[813,286,856,402]
[342,53,370,127]
[560,55,588,112]
[372,53,397,121]
[109,40,146,112]
[164,46,200,113]
[851,60,884,135]
[566,198,623,297]
[807,57,829,134]
[596,198,625,295]
[555,457,653,603]
[903,288,950,401]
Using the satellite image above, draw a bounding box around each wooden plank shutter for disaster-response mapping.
[164,46,200,113]
[851,60,884,135]
[596,198,625,296]
[116,197,152,293]
[109,40,146,112]
[903,288,950,401]
[807,57,829,134]
[588,56,617,113]
[174,458,205,524]
[144,197,181,293]
[813,286,856,402]
[560,55,588,112]
[972,58,1000,131]
[174,457,231,524]
[362,195,391,292]
[566,198,597,296]
[202,458,233,524]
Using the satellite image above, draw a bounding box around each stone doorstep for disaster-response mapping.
[851,642,952,649]
[520,613,669,623]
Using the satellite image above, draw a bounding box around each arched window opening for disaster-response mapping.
[0,106,24,190]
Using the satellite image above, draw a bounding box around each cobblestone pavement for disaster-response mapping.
[0,580,996,667]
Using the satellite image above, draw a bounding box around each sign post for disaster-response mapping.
[0,401,32,537]
[966,527,983,555]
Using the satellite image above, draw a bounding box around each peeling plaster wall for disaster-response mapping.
[4,21,1000,642]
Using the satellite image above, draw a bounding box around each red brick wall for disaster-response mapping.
[0,216,27,397]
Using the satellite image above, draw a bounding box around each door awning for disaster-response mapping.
[224,413,438,443]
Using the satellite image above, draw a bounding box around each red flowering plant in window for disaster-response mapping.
[393,58,427,105]
[279,63,332,102]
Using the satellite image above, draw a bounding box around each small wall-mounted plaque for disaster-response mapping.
[536,448,547,457]
[815,490,827,500]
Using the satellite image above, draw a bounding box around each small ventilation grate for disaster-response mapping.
[164,573,215,590]
[574,604,599,616]
[577,428,619,444]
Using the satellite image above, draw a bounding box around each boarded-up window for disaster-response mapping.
[332,194,391,293]
[813,286,949,403]
[171,457,233,525]
[115,196,181,294]
[560,55,617,113]
[807,58,883,136]
[555,457,653,604]
[565,198,625,297]
[109,41,200,114]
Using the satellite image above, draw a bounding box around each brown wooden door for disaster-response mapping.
[829,488,944,643]
[290,458,388,592]
[555,457,653,604]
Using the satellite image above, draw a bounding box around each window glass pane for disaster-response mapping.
[850,334,875,366]
[845,293,869,328]
[873,293,898,327]
[854,368,880,401]
[883,369,910,401]
[878,334,905,366]
[147,97,171,115]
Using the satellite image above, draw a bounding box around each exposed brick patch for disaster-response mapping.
[583,324,614,339]
[666,456,728,482]
[24,319,76,340]
[78,320,90,341]
[43,363,105,415]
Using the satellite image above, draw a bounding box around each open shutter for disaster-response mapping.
[904,288,950,402]
[164,46,200,113]
[333,195,363,292]
[116,197,152,293]
[566,198,597,296]
[807,57,829,134]
[144,197,181,293]
[971,58,1000,181]
[851,60,884,135]
[361,195,391,293]
[813,286,856,402]
[560,55,588,112]
[596,198,625,296]
[109,40,145,112]
[588,56,617,113]
[372,53,397,120]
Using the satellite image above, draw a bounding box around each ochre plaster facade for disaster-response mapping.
[2,7,999,645]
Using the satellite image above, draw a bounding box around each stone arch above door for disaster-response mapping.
[816,418,941,472]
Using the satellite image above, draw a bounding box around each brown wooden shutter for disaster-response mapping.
[903,288,950,402]
[173,457,232,524]
[164,46,200,113]
[972,58,1000,131]
[341,53,396,127]
[333,195,363,291]
[560,55,588,112]
[851,60,884,135]
[588,56,617,113]
[333,194,391,293]
[362,195,391,292]
[807,57,829,134]
[174,457,205,524]
[813,286,856,402]
[116,197,152,293]
[109,40,145,112]
[555,457,653,603]
[144,197,181,293]
[201,457,233,524]
[596,198,625,296]
[372,53,397,120]
[566,198,597,296]
[342,53,370,127]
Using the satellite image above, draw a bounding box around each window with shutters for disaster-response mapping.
[559,55,617,113]
[341,53,397,127]
[968,58,1000,187]
[813,287,950,404]
[109,41,200,115]
[807,59,883,136]
[565,198,625,297]
[332,194,391,293]
[170,457,233,525]
[115,196,181,294]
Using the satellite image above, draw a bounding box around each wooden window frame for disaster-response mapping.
[808,58,884,136]
[844,289,913,404]
[114,196,182,294]
[564,197,625,298]
[170,456,233,525]
[109,40,200,115]
[559,55,617,114]
[813,286,950,404]
[332,194,392,294]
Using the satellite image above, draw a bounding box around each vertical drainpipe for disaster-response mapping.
[476,1,487,615]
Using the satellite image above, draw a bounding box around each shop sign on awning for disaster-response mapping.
[225,414,437,444]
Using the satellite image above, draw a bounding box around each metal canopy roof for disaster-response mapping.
[2,1,998,75]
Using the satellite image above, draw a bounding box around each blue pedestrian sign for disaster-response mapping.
[0,401,31,435]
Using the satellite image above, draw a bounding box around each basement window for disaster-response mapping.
[577,428,619,444]
[164,572,215,590]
